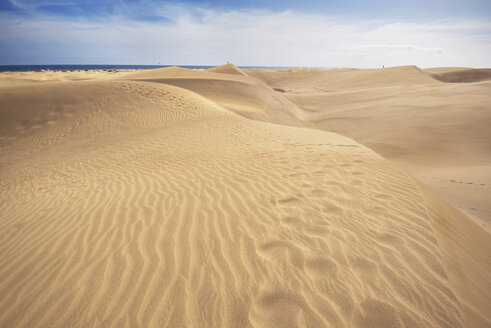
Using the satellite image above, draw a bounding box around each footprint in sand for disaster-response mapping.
[277,196,303,205]
[256,240,304,268]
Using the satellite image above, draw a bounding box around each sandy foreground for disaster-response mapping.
[0,65,490,327]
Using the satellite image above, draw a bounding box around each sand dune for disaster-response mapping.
[0,66,490,327]
[208,63,249,75]
[423,67,472,74]
[246,65,440,93]
[125,65,302,125]
[429,68,491,83]
[246,65,491,230]
[0,69,136,87]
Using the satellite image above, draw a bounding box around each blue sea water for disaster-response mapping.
[0,64,289,72]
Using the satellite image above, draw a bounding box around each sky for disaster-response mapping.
[0,0,490,67]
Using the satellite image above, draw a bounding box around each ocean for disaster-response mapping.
[0,64,290,72]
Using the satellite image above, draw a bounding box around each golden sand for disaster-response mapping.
[0,65,490,327]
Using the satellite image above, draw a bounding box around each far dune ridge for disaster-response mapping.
[0,65,490,328]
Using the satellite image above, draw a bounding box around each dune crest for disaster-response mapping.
[430,68,491,83]
[125,65,303,125]
[208,63,249,76]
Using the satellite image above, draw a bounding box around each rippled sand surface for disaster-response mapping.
[0,65,489,327]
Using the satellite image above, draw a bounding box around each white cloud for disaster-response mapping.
[1,7,490,67]
[355,45,444,54]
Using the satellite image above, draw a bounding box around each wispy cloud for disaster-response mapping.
[356,44,445,54]
[1,4,490,67]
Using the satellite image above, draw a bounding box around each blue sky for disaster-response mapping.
[1,0,490,67]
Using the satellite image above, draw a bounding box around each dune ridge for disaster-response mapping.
[125,65,303,125]
[429,68,491,83]
[208,63,249,76]
[0,66,490,327]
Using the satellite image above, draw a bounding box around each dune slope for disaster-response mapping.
[415,180,491,328]
[0,79,481,327]
[125,65,302,125]
[208,63,249,76]
[245,66,491,230]
[429,68,491,83]
[246,65,440,93]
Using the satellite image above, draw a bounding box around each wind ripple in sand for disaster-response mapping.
[0,80,473,327]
